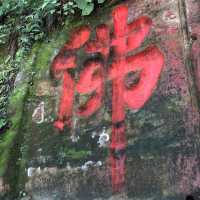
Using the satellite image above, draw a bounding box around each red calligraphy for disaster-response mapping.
[51,4,164,193]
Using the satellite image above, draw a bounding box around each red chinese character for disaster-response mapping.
[51,4,164,193]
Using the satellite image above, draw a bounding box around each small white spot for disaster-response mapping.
[97,128,110,148]
[91,131,97,138]
[27,167,35,177]
[70,135,80,143]
[81,161,94,171]
[95,161,102,167]
[32,102,45,124]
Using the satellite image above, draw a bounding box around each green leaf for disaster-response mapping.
[0,119,6,129]
[74,0,87,9]
[81,3,94,16]
[98,0,106,3]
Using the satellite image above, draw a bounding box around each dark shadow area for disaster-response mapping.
[186,195,195,200]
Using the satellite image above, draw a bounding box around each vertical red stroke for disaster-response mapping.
[52,54,76,131]
[54,71,75,130]
[110,152,126,193]
[109,6,129,193]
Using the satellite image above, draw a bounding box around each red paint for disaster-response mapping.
[119,46,163,110]
[111,6,152,55]
[110,123,126,150]
[51,4,164,192]
[52,26,91,130]
[64,26,91,50]
[110,152,126,193]
[85,24,110,59]
[77,61,104,116]
[52,54,76,130]
[51,54,76,79]
[109,6,164,151]
[54,72,75,130]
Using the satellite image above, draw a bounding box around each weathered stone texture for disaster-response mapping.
[1,0,200,200]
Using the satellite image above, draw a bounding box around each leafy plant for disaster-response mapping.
[63,1,77,16]
[75,0,94,15]
[98,0,106,4]
[75,0,106,16]
[0,119,6,130]
[0,0,107,130]
[0,63,14,131]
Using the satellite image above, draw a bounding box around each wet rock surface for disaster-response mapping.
[1,0,200,199]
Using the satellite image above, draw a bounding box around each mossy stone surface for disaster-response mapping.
[1,0,200,199]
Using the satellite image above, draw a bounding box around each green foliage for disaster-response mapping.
[98,0,106,4]
[63,1,77,16]
[75,0,94,15]
[0,0,107,130]
[0,119,6,129]
[0,0,107,53]
[75,0,106,16]
[64,148,91,159]
[0,59,16,130]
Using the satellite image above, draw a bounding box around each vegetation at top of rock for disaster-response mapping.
[0,0,108,131]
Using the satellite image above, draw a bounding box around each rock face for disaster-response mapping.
[1,0,200,200]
